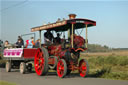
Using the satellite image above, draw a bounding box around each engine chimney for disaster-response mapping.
[68,14,76,19]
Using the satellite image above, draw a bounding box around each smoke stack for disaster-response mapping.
[68,14,76,19]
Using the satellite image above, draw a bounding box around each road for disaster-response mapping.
[0,68,128,85]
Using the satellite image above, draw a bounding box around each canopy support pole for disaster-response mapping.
[85,24,88,48]
[72,23,74,48]
[39,30,41,48]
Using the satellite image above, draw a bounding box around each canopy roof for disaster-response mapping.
[31,18,96,32]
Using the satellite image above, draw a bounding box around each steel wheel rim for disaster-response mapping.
[79,60,87,77]
[20,63,23,73]
[34,49,44,76]
[6,62,10,72]
[57,60,64,78]
[20,62,26,74]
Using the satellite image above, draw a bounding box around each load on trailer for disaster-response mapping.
[3,14,96,78]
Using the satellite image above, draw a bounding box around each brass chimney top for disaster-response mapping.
[68,14,76,19]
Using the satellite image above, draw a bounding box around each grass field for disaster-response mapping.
[0,81,17,85]
[82,50,128,57]
[80,50,128,80]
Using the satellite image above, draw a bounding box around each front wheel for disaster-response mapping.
[79,59,89,78]
[57,59,67,78]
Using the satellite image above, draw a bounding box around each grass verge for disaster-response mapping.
[0,81,17,85]
[87,56,128,80]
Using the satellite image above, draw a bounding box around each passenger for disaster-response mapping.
[18,36,24,46]
[26,37,35,48]
[25,40,29,48]
[35,39,41,48]
[16,39,23,48]
[31,37,35,46]
[4,40,11,48]
[55,33,61,44]
[44,30,54,44]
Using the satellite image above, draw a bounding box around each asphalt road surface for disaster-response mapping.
[0,68,128,85]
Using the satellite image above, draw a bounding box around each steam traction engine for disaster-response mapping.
[32,14,96,78]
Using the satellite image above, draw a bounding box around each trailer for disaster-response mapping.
[3,48,36,73]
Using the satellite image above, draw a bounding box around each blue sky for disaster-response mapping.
[0,0,128,48]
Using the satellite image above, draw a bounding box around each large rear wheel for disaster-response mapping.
[79,59,89,77]
[34,48,49,76]
[57,59,67,78]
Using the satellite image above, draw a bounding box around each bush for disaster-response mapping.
[88,56,128,80]
[96,56,105,66]
[90,65,111,77]
[90,56,128,66]
[105,56,118,65]
[101,72,128,80]
[88,56,105,66]
[117,56,128,66]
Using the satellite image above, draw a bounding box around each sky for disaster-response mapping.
[0,0,128,48]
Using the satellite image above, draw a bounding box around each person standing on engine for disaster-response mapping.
[44,30,54,44]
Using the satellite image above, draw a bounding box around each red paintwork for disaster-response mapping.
[48,45,66,58]
[70,48,87,52]
[68,61,78,71]
[34,48,44,76]
[23,48,37,59]
[73,35,85,47]
[71,22,76,24]
[48,57,55,64]
[47,36,85,58]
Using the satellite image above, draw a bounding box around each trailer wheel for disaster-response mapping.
[57,59,67,78]
[34,48,49,76]
[49,56,58,70]
[6,61,11,72]
[20,62,26,74]
[79,59,89,77]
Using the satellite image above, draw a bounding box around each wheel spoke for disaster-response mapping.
[58,62,60,66]
[60,71,62,75]
[37,65,41,70]
[82,66,86,71]
[41,58,44,64]
[61,66,64,70]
